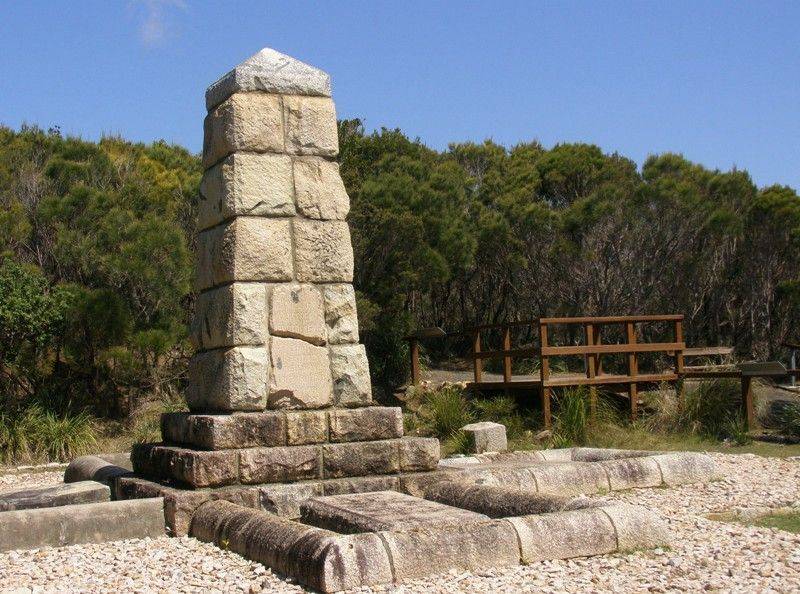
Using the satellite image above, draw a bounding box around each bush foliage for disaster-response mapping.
[1,121,799,433]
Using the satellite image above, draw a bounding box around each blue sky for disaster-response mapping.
[1,1,798,189]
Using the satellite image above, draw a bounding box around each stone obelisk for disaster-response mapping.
[130,49,439,516]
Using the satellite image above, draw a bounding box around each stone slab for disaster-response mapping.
[0,481,110,512]
[240,445,321,484]
[293,219,353,283]
[202,93,284,168]
[206,47,332,111]
[300,490,487,534]
[293,157,350,220]
[328,407,403,442]
[329,343,372,407]
[0,498,165,552]
[198,152,295,230]
[187,346,268,412]
[268,336,333,409]
[322,284,359,344]
[283,95,339,157]
[268,284,326,346]
[190,283,268,350]
[196,217,293,290]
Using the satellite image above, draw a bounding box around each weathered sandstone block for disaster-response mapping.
[321,475,400,497]
[268,336,333,409]
[269,284,326,345]
[190,283,267,350]
[323,284,359,344]
[199,153,294,229]
[601,504,672,550]
[0,481,110,512]
[283,95,338,156]
[329,344,371,406]
[462,421,508,454]
[398,437,440,472]
[196,218,293,290]
[203,93,284,167]
[328,407,403,442]
[293,157,349,220]
[300,491,487,534]
[239,445,321,484]
[322,440,400,479]
[206,47,331,111]
[506,507,617,563]
[187,346,268,411]
[599,456,663,490]
[293,219,354,282]
[162,412,287,450]
[286,410,328,445]
[132,444,239,488]
[380,520,521,581]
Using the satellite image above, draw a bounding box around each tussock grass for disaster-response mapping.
[0,406,97,465]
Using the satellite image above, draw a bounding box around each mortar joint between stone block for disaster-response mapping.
[649,456,668,486]
[500,517,525,565]
[374,531,399,584]
[598,507,622,553]
[598,464,614,492]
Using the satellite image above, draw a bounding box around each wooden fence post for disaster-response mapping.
[473,330,483,384]
[742,376,755,431]
[539,321,552,428]
[674,319,685,406]
[585,322,598,421]
[503,325,512,385]
[626,321,639,421]
[410,338,421,387]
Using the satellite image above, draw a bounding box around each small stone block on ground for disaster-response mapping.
[300,490,487,534]
[462,421,508,454]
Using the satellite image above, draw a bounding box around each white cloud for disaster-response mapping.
[134,0,186,47]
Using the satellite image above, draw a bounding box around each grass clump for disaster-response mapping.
[776,402,800,439]
[0,405,97,465]
[644,379,750,442]
[751,511,800,533]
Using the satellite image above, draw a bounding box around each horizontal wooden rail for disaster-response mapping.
[541,342,685,356]
[538,314,684,324]
[544,373,679,387]
[472,347,538,360]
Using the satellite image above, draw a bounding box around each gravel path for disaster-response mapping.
[0,469,64,494]
[1,453,798,593]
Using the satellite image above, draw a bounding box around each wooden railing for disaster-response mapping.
[536,315,684,427]
[406,314,796,432]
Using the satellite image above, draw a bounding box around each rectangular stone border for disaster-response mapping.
[190,499,670,592]
[456,450,719,493]
[115,470,457,536]
[0,498,165,552]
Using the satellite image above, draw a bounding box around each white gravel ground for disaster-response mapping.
[0,469,64,493]
[1,452,798,593]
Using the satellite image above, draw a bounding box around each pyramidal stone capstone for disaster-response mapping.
[206,47,332,110]
[127,47,440,503]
